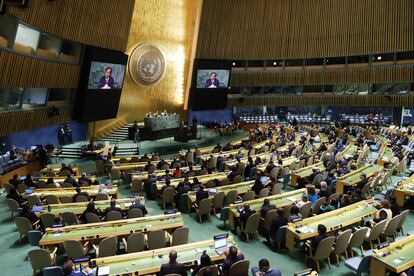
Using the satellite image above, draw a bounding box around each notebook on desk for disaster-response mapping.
[96,266,110,276]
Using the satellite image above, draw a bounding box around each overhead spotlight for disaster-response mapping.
[377,56,382,60]
[232,62,236,66]
[273,61,277,66]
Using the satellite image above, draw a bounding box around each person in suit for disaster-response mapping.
[263,208,287,248]
[159,250,187,276]
[72,187,90,202]
[222,246,245,274]
[251,179,263,196]
[204,72,220,88]
[98,67,114,89]
[6,187,24,205]
[104,199,124,217]
[233,204,256,235]
[129,196,148,216]
[355,173,368,190]
[80,201,101,223]
[64,175,78,187]
[251,258,282,276]
[306,224,329,254]
[9,174,21,188]
[196,185,209,204]
[260,198,276,218]
[78,173,92,186]
[191,251,213,276]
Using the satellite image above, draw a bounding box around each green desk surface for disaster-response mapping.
[93,237,237,275]
[397,182,414,194]
[229,189,305,218]
[155,173,227,190]
[294,163,325,178]
[340,164,383,185]
[380,148,394,161]
[27,186,117,198]
[39,213,183,246]
[188,181,255,201]
[341,145,358,158]
[373,235,414,272]
[37,176,96,183]
[290,200,377,240]
[224,152,272,167]
[35,198,139,216]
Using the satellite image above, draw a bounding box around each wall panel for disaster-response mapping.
[197,0,414,60]
[0,51,80,88]
[6,0,135,51]
[0,107,72,136]
[230,66,414,87]
[228,95,414,108]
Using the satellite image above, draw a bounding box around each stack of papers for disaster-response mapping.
[97,266,110,276]
[296,226,314,234]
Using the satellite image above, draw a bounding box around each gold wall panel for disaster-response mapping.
[0,50,80,88]
[197,0,414,60]
[90,0,202,139]
[6,0,135,51]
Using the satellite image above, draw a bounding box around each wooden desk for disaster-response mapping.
[155,173,228,191]
[256,157,298,173]
[41,166,80,176]
[130,165,201,181]
[187,180,255,204]
[376,135,390,145]
[376,146,394,166]
[200,149,248,162]
[337,144,359,159]
[336,164,383,194]
[395,175,414,207]
[285,199,378,251]
[92,236,237,276]
[228,189,306,229]
[24,186,118,199]
[112,155,152,162]
[33,198,140,216]
[224,152,273,168]
[112,160,173,171]
[37,175,96,184]
[178,136,248,157]
[39,213,184,246]
[290,162,325,187]
[371,234,414,276]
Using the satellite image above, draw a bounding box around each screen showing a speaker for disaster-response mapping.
[87,62,126,90]
[73,46,128,123]
[196,69,230,89]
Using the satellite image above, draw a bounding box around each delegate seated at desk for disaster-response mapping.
[159,250,186,276]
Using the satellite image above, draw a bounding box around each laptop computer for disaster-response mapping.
[208,188,218,195]
[214,233,229,255]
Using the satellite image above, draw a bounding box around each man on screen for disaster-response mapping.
[204,72,220,88]
[98,67,114,89]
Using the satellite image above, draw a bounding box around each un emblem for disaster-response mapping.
[128,43,166,87]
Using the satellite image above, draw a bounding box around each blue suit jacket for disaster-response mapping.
[98,76,114,89]
[204,78,220,88]
[251,267,282,276]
